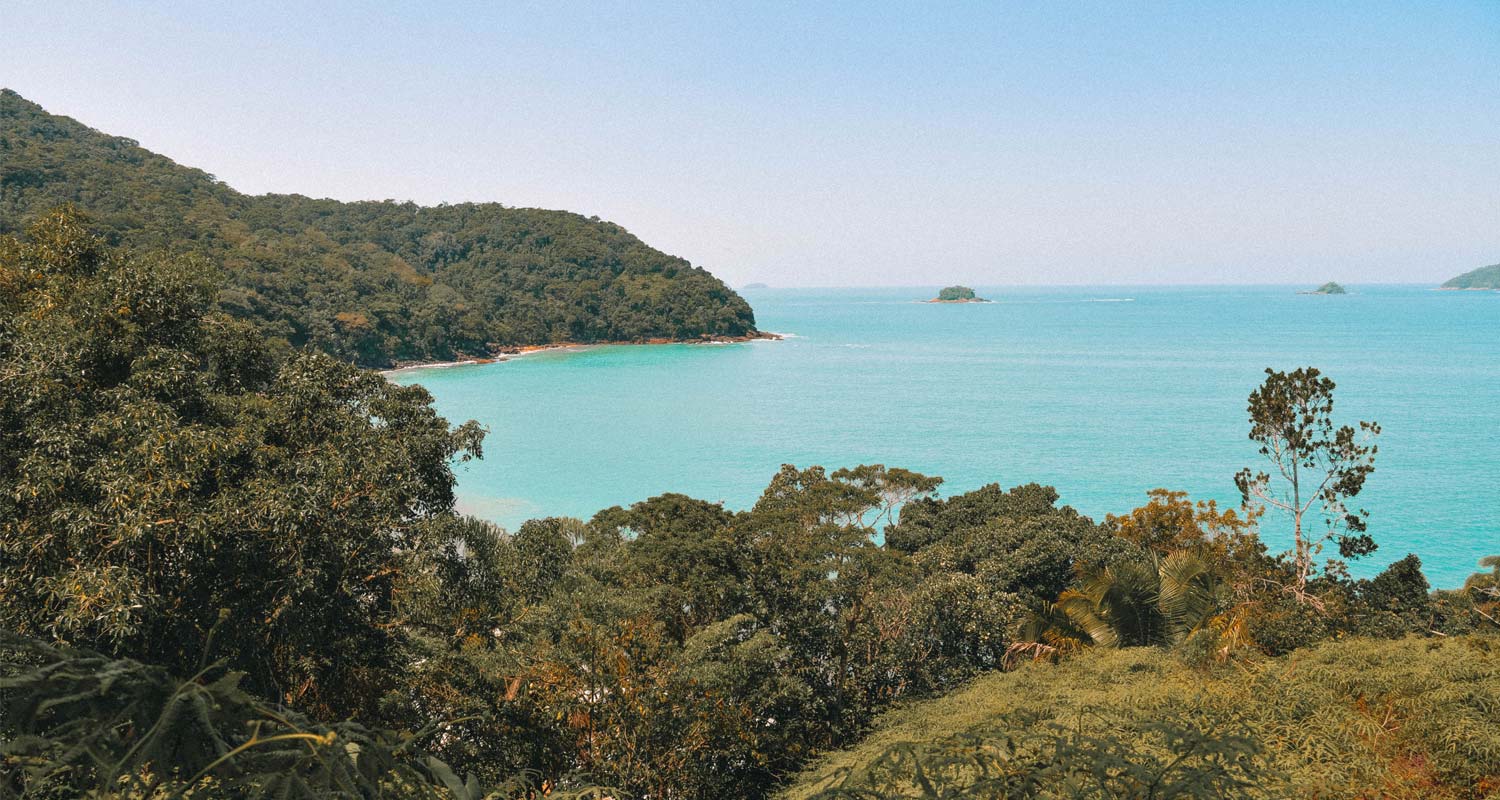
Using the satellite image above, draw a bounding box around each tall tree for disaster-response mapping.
[0,209,484,717]
[1234,367,1379,605]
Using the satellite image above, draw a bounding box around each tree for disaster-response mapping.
[1466,555,1500,598]
[1361,554,1430,613]
[829,464,943,531]
[605,494,748,643]
[1234,368,1379,605]
[893,483,1137,607]
[512,518,580,603]
[741,466,924,741]
[1105,489,1267,587]
[0,209,484,718]
[1009,551,1249,664]
[1464,555,1500,628]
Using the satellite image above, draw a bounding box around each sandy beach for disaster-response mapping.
[380,332,782,375]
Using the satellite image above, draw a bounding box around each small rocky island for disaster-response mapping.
[928,285,990,303]
[1301,282,1347,295]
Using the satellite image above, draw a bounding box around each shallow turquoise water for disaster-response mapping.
[389,285,1499,588]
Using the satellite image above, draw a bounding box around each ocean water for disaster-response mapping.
[388,285,1499,588]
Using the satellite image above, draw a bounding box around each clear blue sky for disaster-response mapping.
[3,1,1497,286]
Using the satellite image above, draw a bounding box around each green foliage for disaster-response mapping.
[891,483,1137,605]
[0,632,542,799]
[388,469,1177,799]
[806,710,1266,799]
[1240,588,1334,655]
[1011,550,1253,668]
[934,286,977,301]
[1024,490,1450,662]
[0,210,482,717]
[1082,554,1221,647]
[1470,556,1500,593]
[1312,282,1347,294]
[0,90,757,367]
[1235,367,1380,602]
[784,636,1500,799]
[398,466,1116,798]
[1357,554,1432,623]
[608,494,747,642]
[1447,555,1500,632]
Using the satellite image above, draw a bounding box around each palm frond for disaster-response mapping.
[1158,551,1221,642]
[1058,590,1120,648]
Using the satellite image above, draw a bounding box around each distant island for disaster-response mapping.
[1441,263,1500,290]
[928,285,990,303]
[1300,282,1347,295]
[742,282,770,290]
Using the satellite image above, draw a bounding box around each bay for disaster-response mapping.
[388,285,1499,588]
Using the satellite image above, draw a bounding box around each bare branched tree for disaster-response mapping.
[1235,368,1379,605]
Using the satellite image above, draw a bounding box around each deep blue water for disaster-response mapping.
[389,285,1499,588]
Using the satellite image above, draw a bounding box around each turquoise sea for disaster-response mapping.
[389,286,1499,588]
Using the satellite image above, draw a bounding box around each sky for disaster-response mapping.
[2,1,1498,287]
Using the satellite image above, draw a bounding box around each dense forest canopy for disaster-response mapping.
[0,89,758,367]
[1441,262,1500,290]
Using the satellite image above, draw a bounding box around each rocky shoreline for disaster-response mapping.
[380,331,783,375]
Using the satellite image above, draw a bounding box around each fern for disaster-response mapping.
[0,632,559,799]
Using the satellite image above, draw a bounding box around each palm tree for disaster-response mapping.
[1464,555,1500,597]
[1008,551,1249,665]
[1466,555,1500,627]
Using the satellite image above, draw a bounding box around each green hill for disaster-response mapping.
[0,89,757,366]
[1441,263,1500,290]
[783,636,1500,799]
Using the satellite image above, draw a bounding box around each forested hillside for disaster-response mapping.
[0,89,757,366]
[1442,263,1500,290]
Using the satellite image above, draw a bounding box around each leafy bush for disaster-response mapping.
[805,709,1267,799]
[0,632,575,799]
